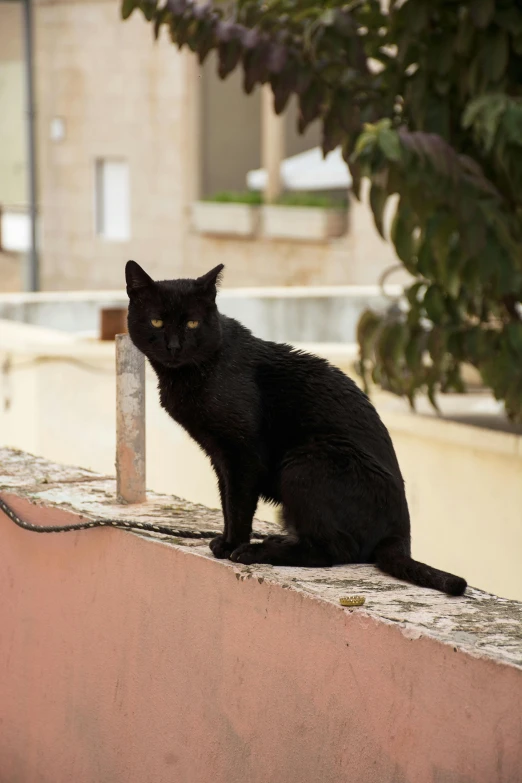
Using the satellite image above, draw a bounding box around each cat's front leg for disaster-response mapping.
[209,458,259,560]
[209,471,233,559]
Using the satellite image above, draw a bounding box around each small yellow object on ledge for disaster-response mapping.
[339,595,366,607]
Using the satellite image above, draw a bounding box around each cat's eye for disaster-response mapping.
[150,319,163,328]
[187,320,199,329]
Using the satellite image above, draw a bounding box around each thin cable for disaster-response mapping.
[0,495,266,540]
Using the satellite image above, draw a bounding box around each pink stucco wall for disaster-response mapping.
[1,493,522,783]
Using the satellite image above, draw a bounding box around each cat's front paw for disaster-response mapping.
[229,542,263,565]
[209,535,235,560]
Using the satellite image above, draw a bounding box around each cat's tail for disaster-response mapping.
[374,537,467,596]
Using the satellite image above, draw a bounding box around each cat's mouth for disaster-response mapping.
[158,353,188,369]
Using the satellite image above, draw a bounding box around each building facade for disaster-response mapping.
[23,0,400,291]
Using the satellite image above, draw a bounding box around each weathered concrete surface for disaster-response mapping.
[1,447,522,783]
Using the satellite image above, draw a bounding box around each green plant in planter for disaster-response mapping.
[204,191,263,205]
[122,0,522,421]
[205,191,346,208]
[275,193,348,209]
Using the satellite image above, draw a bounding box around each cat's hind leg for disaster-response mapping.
[230,448,366,567]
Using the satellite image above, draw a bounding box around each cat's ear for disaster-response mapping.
[195,264,224,299]
[126,260,154,296]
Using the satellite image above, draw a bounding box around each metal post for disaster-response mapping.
[116,334,146,504]
[22,0,39,291]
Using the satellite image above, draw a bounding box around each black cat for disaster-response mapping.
[125,260,466,596]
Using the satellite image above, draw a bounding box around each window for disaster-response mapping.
[95,159,130,241]
[0,209,30,252]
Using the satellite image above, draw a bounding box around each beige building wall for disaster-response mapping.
[0,2,26,293]
[0,252,22,292]
[0,2,26,207]
[35,0,196,290]
[34,0,403,291]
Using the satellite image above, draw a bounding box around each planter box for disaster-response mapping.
[261,205,348,241]
[191,201,259,237]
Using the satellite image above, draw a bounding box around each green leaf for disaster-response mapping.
[465,54,481,95]
[456,13,475,56]
[298,80,325,131]
[347,159,362,200]
[405,328,425,372]
[504,378,522,423]
[502,102,522,145]
[444,245,464,299]
[369,184,387,239]
[470,0,494,29]
[406,281,426,307]
[444,363,466,394]
[427,373,441,414]
[153,7,171,40]
[142,0,157,21]
[463,95,507,153]
[406,1,429,34]
[391,203,416,272]
[357,309,382,357]
[514,35,522,56]
[218,41,243,79]
[319,9,336,27]
[377,322,408,375]
[430,213,456,267]
[432,36,453,77]
[495,7,522,35]
[488,30,509,83]
[481,344,513,400]
[121,0,139,20]
[353,130,378,158]
[447,330,466,361]
[322,107,345,155]
[462,95,490,129]
[416,238,434,278]
[423,285,447,324]
[378,129,402,163]
[506,324,522,356]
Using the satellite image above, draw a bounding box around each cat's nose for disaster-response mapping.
[168,335,180,352]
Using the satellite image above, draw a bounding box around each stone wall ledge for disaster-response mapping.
[2,446,521,669]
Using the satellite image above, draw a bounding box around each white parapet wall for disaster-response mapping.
[0,284,401,343]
